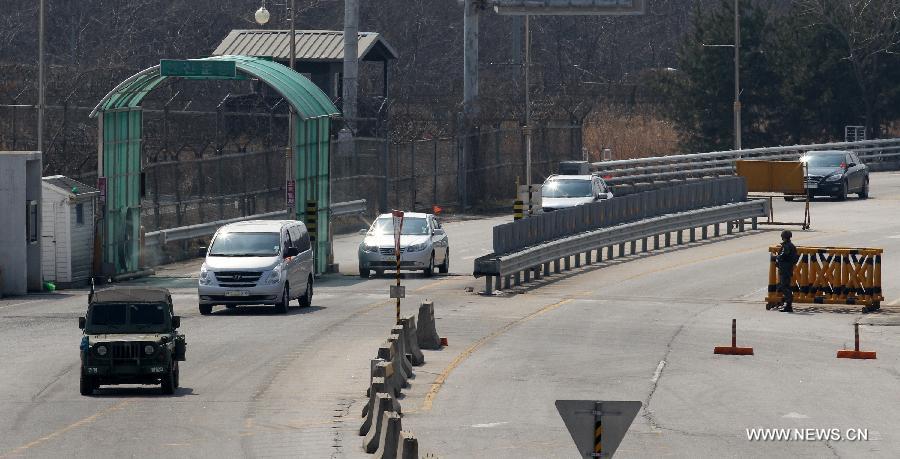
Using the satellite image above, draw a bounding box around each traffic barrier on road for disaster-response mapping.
[368,359,400,398]
[391,325,415,376]
[400,316,425,366]
[374,411,402,458]
[362,393,396,453]
[397,431,419,459]
[417,300,443,350]
[378,340,410,389]
[714,319,754,356]
[766,246,884,312]
[389,332,414,379]
[362,376,402,424]
[476,200,767,292]
[837,323,877,360]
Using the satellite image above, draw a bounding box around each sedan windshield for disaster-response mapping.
[803,154,845,169]
[209,232,280,256]
[542,179,593,198]
[371,217,431,235]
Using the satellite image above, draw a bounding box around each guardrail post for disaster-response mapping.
[618,242,626,257]
[642,238,649,253]
[738,219,745,232]
[702,225,708,240]
[654,234,660,250]
[554,259,561,273]
[607,246,614,260]
[596,248,603,262]
[752,217,758,230]
[515,271,522,286]
[564,256,571,270]
[533,266,542,280]
[504,276,512,289]
[495,275,502,292]
[485,276,493,295]
[543,262,551,276]
[676,229,684,245]
[690,227,696,243]
[585,251,592,265]
[524,268,532,283]
[727,221,734,235]
[665,232,672,247]
[714,223,721,237]
[630,240,637,254]
[575,253,581,268]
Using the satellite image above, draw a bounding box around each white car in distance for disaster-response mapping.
[357,213,449,278]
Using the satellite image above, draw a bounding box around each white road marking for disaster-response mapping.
[462,255,478,260]
[782,412,810,419]
[651,360,666,384]
[0,300,40,310]
[471,422,508,428]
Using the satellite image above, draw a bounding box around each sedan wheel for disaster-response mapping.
[438,249,449,274]
[424,253,434,277]
[859,179,869,199]
[836,181,848,201]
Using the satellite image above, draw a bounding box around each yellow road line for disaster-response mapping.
[1,400,131,458]
[414,278,456,292]
[421,298,573,411]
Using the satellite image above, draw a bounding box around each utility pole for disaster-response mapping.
[37,0,45,153]
[733,0,741,152]
[286,0,297,219]
[524,14,532,214]
[461,0,480,209]
[343,0,359,132]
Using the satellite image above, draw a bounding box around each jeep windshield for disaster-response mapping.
[86,303,169,334]
[208,232,281,257]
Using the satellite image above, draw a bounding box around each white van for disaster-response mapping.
[197,220,314,315]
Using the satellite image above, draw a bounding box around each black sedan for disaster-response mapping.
[801,150,869,200]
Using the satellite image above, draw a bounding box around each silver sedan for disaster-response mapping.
[358,212,449,278]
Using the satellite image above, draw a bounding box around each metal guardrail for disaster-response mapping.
[493,177,747,255]
[145,199,367,246]
[475,200,768,293]
[594,138,900,187]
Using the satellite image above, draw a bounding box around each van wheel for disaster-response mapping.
[80,373,95,396]
[199,304,212,315]
[359,267,370,278]
[300,276,313,307]
[275,284,289,313]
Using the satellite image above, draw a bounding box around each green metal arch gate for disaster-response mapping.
[90,55,340,276]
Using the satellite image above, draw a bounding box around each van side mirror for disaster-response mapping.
[847,162,856,168]
[433,228,445,235]
[284,247,300,258]
[198,247,208,257]
[172,316,181,329]
[79,317,86,329]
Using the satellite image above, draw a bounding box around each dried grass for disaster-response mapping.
[582,105,680,161]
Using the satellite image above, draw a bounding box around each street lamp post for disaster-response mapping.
[37,0,45,153]
[255,1,296,219]
[702,0,741,153]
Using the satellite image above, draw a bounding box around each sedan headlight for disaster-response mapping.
[95,345,108,356]
[265,266,282,284]
[144,344,156,355]
[199,265,212,285]
[826,174,843,182]
[406,242,428,252]
[361,242,378,253]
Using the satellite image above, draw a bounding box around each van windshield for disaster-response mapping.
[542,179,593,198]
[209,232,281,257]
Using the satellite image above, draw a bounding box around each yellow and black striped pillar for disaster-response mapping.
[594,409,602,457]
[305,200,318,242]
[513,200,524,220]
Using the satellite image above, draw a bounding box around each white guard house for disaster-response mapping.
[41,176,99,288]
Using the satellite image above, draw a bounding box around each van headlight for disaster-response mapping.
[265,266,282,284]
[362,242,378,253]
[407,242,428,252]
[199,265,212,285]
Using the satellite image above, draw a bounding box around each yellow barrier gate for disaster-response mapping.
[766,246,884,312]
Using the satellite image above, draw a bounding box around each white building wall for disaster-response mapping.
[69,199,95,285]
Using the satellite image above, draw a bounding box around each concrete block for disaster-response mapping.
[374,411,402,458]
[380,338,410,389]
[397,431,419,459]
[362,393,395,452]
[389,332,414,378]
[417,300,442,350]
[400,316,425,366]
[361,377,401,429]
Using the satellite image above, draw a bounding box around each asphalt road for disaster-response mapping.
[2,173,899,458]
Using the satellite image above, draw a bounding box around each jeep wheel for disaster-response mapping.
[173,361,180,389]
[80,373,95,396]
[161,366,176,395]
[300,276,313,307]
[199,304,212,315]
[275,284,289,314]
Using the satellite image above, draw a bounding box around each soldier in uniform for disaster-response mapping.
[775,230,799,312]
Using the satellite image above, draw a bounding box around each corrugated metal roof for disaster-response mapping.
[90,56,339,119]
[212,30,398,62]
[43,175,99,196]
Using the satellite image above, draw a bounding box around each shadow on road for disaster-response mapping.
[207,305,326,316]
[92,386,196,398]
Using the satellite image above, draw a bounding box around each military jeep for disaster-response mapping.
[78,287,186,395]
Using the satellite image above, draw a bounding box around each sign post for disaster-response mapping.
[555,400,641,458]
[391,210,405,324]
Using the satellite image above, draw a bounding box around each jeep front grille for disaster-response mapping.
[110,342,142,359]
[215,271,263,287]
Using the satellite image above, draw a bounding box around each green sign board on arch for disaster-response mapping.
[160,59,238,79]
